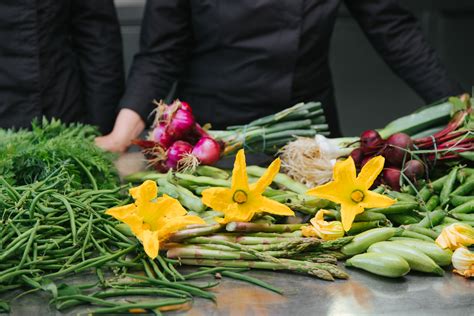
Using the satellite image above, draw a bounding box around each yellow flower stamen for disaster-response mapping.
[350,190,365,203]
[307,156,395,231]
[201,149,294,224]
[233,190,248,204]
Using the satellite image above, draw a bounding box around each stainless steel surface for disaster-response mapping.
[2,268,473,316]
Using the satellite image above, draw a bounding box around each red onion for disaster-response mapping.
[383,168,401,191]
[180,101,193,113]
[350,148,364,167]
[403,160,425,181]
[383,133,413,167]
[151,123,175,149]
[191,137,221,165]
[360,130,383,153]
[166,141,193,170]
[167,108,196,140]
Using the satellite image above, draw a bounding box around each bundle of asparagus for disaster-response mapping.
[164,222,351,281]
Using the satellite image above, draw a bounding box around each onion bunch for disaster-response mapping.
[135,100,329,172]
[134,100,221,171]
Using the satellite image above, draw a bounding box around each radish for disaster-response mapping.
[383,133,413,166]
[360,130,383,153]
[383,168,402,191]
[350,148,364,167]
[403,160,425,181]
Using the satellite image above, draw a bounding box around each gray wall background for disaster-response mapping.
[114,0,474,136]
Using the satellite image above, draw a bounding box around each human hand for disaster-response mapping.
[95,108,146,153]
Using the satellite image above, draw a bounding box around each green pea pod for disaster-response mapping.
[456,168,474,183]
[416,210,446,228]
[424,195,440,211]
[391,239,452,266]
[441,216,460,224]
[386,191,417,203]
[450,179,474,197]
[395,229,435,242]
[405,225,439,239]
[449,200,474,214]
[368,202,418,215]
[451,213,474,221]
[346,221,386,235]
[387,213,421,225]
[341,227,399,256]
[195,165,230,180]
[431,175,448,193]
[367,241,444,276]
[450,195,474,207]
[440,167,458,206]
[324,210,387,222]
[417,187,432,203]
[346,253,410,278]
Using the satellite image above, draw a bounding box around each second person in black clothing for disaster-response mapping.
[96,0,463,152]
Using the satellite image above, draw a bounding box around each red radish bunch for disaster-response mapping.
[133,100,222,171]
[351,129,422,191]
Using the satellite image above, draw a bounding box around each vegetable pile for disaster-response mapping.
[135,100,329,171]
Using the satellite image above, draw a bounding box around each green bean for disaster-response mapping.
[156,255,178,281]
[347,221,385,235]
[431,175,448,192]
[55,294,117,310]
[451,213,474,221]
[0,269,41,283]
[17,220,39,270]
[0,233,30,261]
[141,259,156,279]
[221,270,282,294]
[0,176,21,200]
[46,246,135,278]
[72,156,98,190]
[95,288,188,299]
[29,189,56,218]
[81,215,94,260]
[387,213,421,225]
[184,267,248,280]
[148,259,169,281]
[124,274,215,300]
[53,194,77,244]
[90,298,189,314]
[440,168,458,206]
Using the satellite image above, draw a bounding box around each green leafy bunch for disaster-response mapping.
[0,118,119,189]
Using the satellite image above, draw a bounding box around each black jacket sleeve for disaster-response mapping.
[119,0,193,125]
[344,0,464,103]
[70,0,125,134]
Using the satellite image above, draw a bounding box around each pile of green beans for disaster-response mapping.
[0,169,291,314]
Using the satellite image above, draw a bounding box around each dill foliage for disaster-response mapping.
[0,118,119,189]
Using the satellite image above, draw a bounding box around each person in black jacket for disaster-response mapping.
[0,0,124,134]
[96,0,463,152]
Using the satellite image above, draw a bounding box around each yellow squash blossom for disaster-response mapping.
[106,180,205,259]
[435,223,474,251]
[301,210,344,241]
[307,156,394,231]
[452,247,474,278]
[202,149,294,224]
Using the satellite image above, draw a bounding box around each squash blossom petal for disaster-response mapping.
[106,180,205,259]
[307,156,394,231]
[202,149,295,224]
[301,210,344,240]
[435,223,474,251]
[452,247,474,278]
